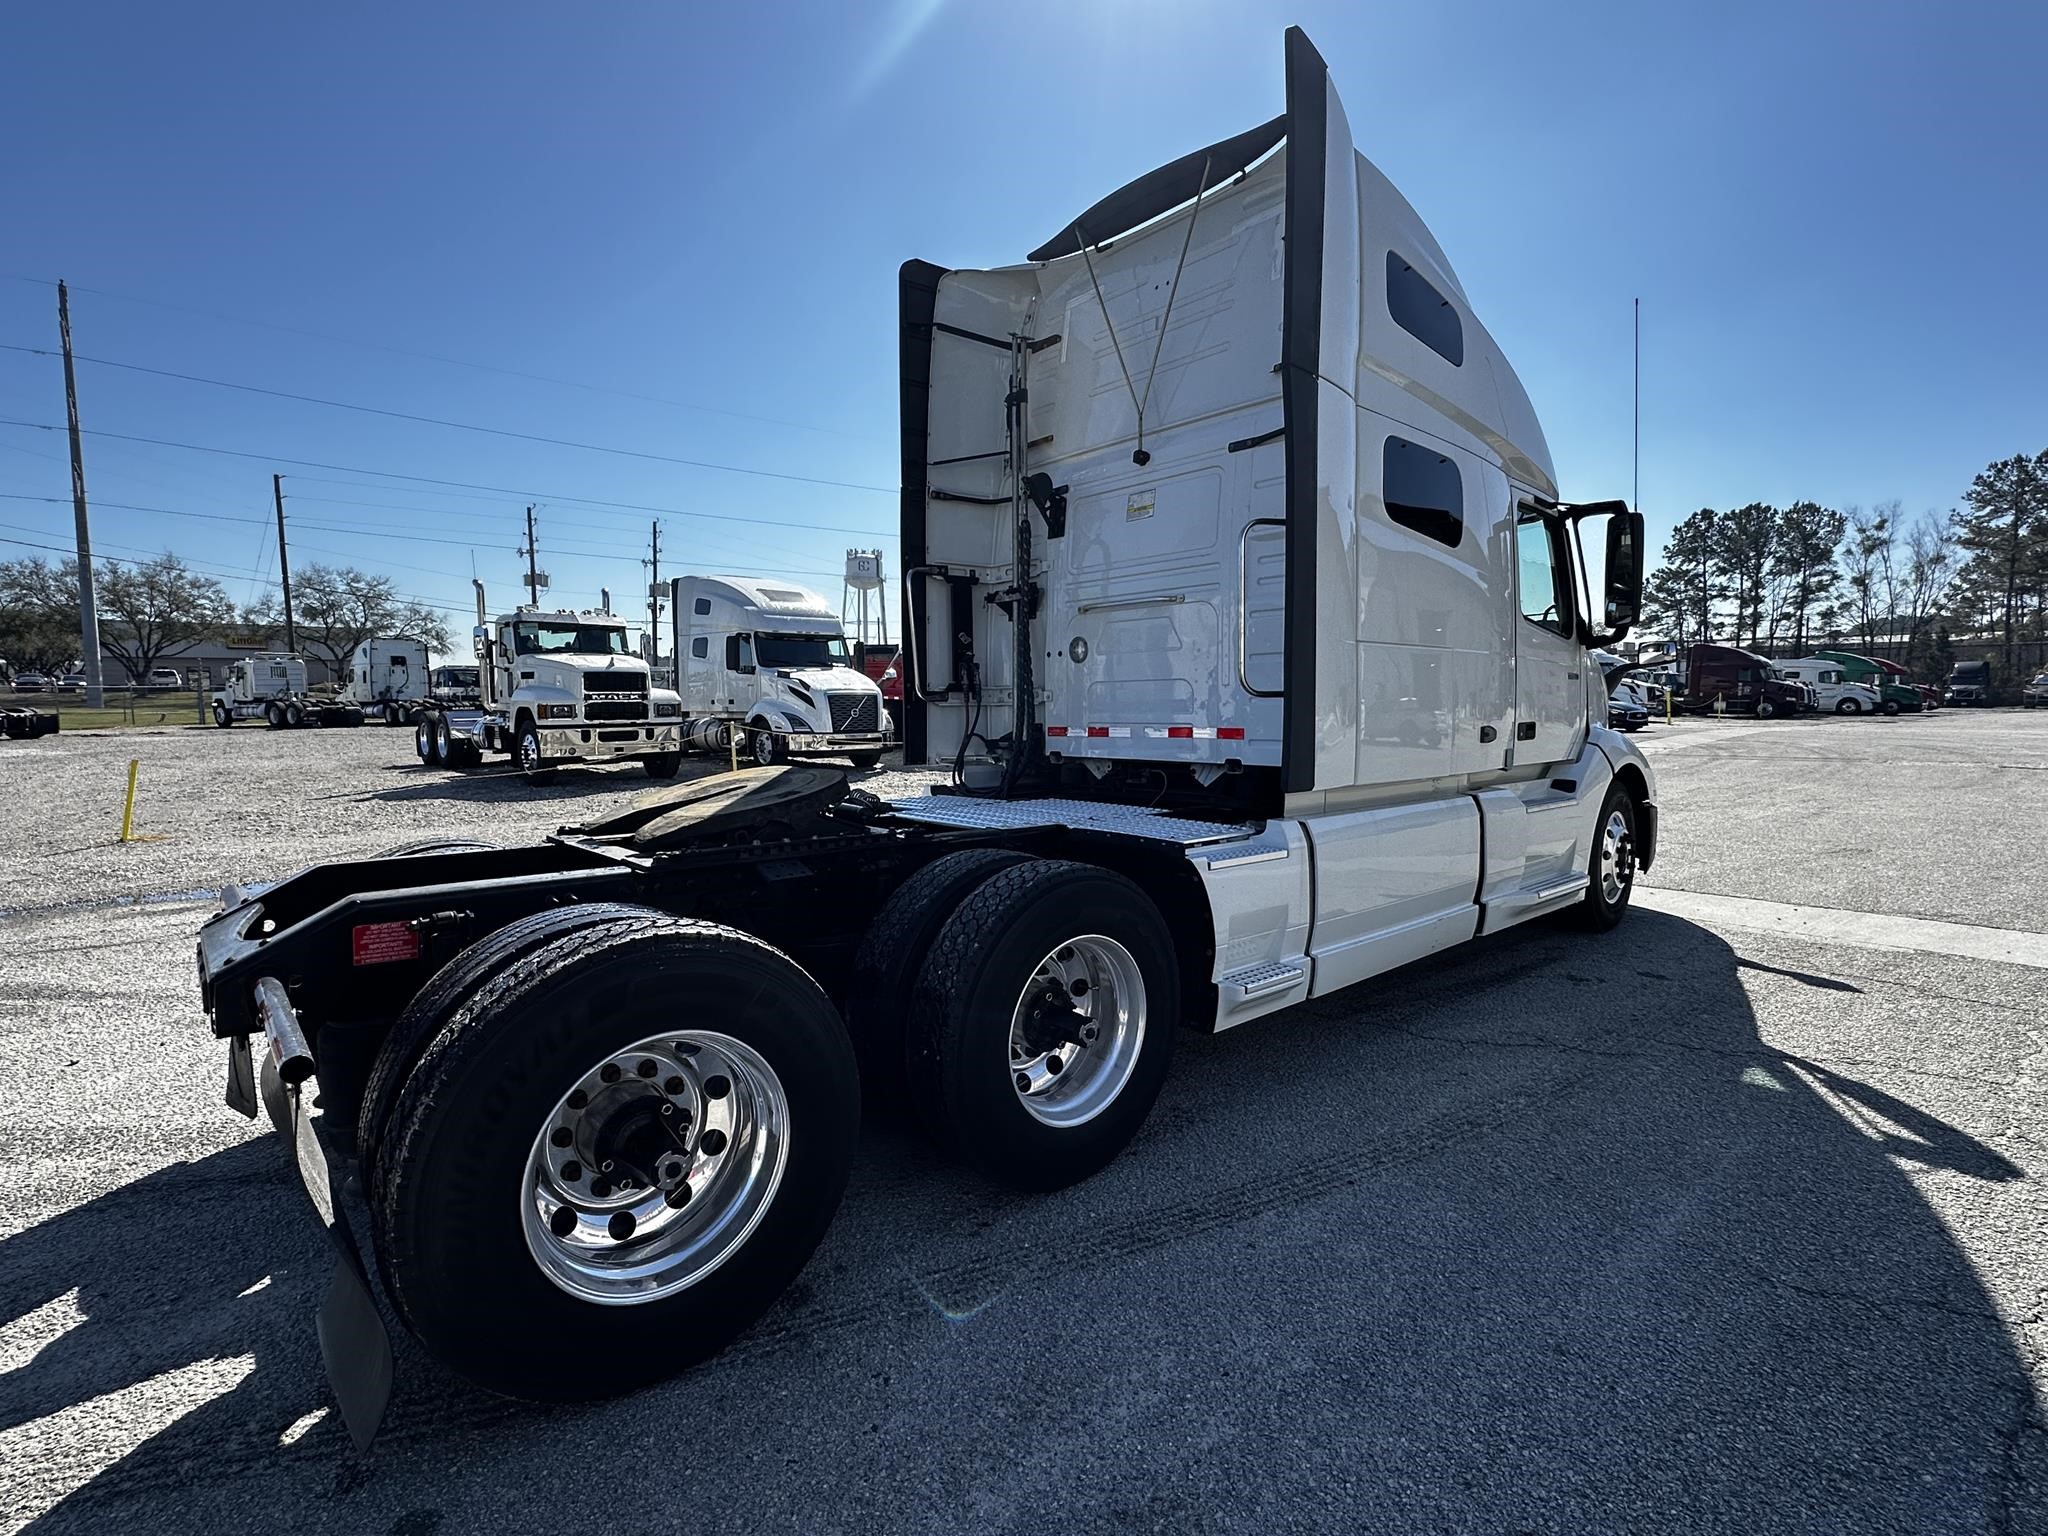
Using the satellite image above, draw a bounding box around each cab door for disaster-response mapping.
[1512,501,1587,767]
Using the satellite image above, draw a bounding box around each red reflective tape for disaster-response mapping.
[1045,725,1068,737]
[1167,726,1194,738]
[1086,726,1110,738]
[352,921,420,966]
[1218,727,1246,740]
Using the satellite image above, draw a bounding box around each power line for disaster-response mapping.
[0,418,899,539]
[0,343,895,494]
[0,272,862,440]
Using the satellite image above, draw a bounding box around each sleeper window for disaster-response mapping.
[1516,508,1571,636]
[1386,252,1464,366]
[690,637,708,659]
[1383,436,1464,548]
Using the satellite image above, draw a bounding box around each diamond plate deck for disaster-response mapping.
[884,794,1256,847]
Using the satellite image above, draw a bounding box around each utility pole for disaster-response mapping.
[645,520,662,667]
[519,505,547,606]
[272,473,297,653]
[57,282,106,709]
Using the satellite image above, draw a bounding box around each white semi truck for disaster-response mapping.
[338,637,431,725]
[669,574,891,768]
[210,654,366,729]
[411,585,683,781]
[193,29,1657,1448]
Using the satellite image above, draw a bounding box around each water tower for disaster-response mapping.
[842,549,888,646]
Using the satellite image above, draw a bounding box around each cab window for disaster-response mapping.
[1515,508,1571,636]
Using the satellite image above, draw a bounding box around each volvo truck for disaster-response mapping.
[189,29,1656,1449]
[338,637,431,725]
[410,586,683,781]
[670,575,891,768]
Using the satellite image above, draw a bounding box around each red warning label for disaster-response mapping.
[351,921,421,966]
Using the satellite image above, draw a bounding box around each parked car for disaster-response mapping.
[2022,671,2048,708]
[57,671,87,693]
[144,667,186,690]
[1609,678,1651,732]
[11,671,50,692]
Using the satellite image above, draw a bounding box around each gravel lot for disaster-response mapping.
[1,713,2042,1534]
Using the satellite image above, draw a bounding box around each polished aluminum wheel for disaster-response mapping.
[518,728,543,772]
[1598,807,1635,905]
[521,1031,789,1304]
[1007,935,1146,1129]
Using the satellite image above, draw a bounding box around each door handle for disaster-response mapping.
[1516,721,1536,740]
[1479,725,1498,743]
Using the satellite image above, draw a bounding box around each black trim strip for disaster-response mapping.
[929,448,1008,467]
[929,489,1010,506]
[1227,426,1286,454]
[898,259,948,766]
[931,320,1012,351]
[1279,26,1329,796]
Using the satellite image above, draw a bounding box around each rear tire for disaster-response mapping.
[266,701,286,729]
[429,716,452,767]
[1574,782,1638,932]
[370,915,859,1402]
[846,848,1034,1108]
[384,703,402,727]
[907,859,1178,1191]
[285,701,305,728]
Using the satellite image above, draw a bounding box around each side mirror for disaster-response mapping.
[881,667,898,682]
[1600,510,1644,636]
[472,624,489,660]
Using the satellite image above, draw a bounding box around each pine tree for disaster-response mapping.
[1643,508,1722,645]
[1954,451,2047,677]
[1774,502,1846,655]
[1713,503,1779,648]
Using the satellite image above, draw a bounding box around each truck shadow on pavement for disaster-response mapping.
[7,911,2043,1534]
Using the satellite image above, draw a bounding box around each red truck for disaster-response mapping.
[855,643,902,736]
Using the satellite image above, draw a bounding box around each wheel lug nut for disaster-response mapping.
[600,1159,615,1173]
[560,1160,582,1182]
[608,1211,636,1241]
[549,1207,577,1238]
[703,1074,731,1099]
[600,1063,622,1084]
[664,1075,686,1095]
[637,1059,659,1078]
[700,1129,728,1156]
[550,1127,573,1148]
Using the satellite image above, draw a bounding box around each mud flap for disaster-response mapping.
[290,1088,394,1452]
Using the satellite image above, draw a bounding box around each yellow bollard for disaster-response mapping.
[119,758,139,842]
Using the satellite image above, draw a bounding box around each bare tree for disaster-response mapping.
[97,554,234,683]
[247,565,452,678]
[1901,510,1961,646]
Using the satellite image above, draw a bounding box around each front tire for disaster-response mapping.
[749,727,786,767]
[1574,782,1638,932]
[1756,699,1777,719]
[212,702,232,728]
[516,718,558,784]
[369,915,859,1403]
[907,859,1178,1191]
[1835,698,1862,715]
[1882,699,1901,716]
[643,753,682,779]
[847,751,881,770]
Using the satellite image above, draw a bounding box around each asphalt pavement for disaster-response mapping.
[0,713,2041,1535]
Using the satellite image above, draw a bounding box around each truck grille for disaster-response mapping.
[585,699,645,722]
[828,692,879,733]
[584,672,649,723]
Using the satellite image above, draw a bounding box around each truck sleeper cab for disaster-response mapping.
[1774,658,1881,715]
[191,28,1658,1449]
[1681,644,1805,718]
[340,636,431,726]
[671,575,891,769]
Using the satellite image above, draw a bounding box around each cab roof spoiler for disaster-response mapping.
[1026,114,1287,262]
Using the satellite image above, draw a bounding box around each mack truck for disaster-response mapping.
[669,574,891,768]
[211,654,366,729]
[411,585,683,781]
[191,29,1656,1450]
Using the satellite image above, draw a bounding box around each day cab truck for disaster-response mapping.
[428,663,482,708]
[412,587,683,781]
[1946,659,1991,706]
[1680,644,1807,717]
[339,637,431,726]
[669,575,891,768]
[1814,649,1922,713]
[211,654,366,729]
[190,29,1658,1450]
[1773,657,1883,715]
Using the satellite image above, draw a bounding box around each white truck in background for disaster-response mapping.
[210,654,366,729]
[412,584,683,782]
[669,574,890,768]
[338,637,431,725]
[1774,658,1882,714]
[190,30,1661,1444]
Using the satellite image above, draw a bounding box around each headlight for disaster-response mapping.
[654,701,680,718]
[539,703,577,720]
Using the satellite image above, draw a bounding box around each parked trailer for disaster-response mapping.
[193,29,1657,1449]
[210,654,365,729]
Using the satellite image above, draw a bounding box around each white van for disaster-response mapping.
[1776,659,1880,714]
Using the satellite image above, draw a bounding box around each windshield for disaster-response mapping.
[512,623,632,657]
[438,667,479,687]
[753,632,851,670]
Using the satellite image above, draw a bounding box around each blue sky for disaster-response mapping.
[2,1,2043,644]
